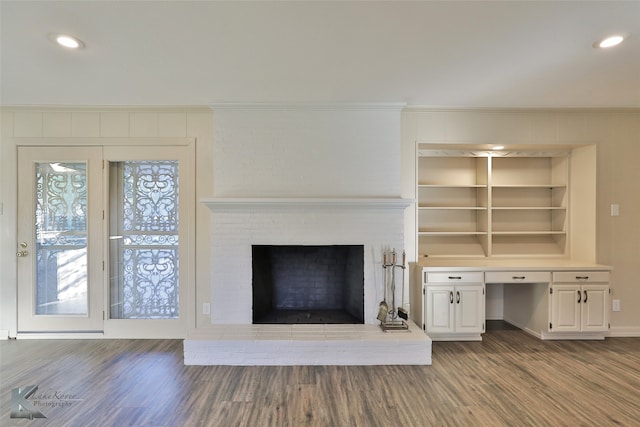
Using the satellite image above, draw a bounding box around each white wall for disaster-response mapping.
[3,106,638,336]
[401,109,640,334]
[212,105,402,198]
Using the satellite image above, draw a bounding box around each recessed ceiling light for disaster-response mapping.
[593,34,628,49]
[492,145,505,150]
[49,33,85,49]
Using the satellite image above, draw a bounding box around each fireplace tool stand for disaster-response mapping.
[379,249,409,332]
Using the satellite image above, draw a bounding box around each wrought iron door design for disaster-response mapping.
[110,161,180,319]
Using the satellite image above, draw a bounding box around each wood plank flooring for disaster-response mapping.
[1,325,639,426]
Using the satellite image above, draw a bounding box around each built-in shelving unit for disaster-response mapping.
[417,145,571,258]
[417,156,488,257]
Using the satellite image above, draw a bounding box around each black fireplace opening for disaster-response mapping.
[252,245,364,324]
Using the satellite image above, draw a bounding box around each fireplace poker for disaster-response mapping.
[377,251,389,322]
[397,250,409,320]
[390,249,397,320]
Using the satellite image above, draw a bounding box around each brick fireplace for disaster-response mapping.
[204,197,409,325]
[183,198,431,365]
[183,104,431,365]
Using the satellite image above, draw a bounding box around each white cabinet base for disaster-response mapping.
[427,332,483,342]
[540,332,606,340]
[417,263,611,342]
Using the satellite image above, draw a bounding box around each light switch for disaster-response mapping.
[612,299,621,312]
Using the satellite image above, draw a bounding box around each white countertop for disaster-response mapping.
[415,257,611,271]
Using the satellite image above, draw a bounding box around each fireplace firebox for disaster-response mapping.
[252,245,364,324]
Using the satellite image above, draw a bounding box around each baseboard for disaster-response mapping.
[608,326,640,337]
[16,332,105,339]
[541,331,605,340]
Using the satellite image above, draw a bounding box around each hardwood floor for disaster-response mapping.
[1,325,639,426]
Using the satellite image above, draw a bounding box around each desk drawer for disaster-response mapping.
[485,271,551,283]
[426,272,484,283]
[552,271,610,283]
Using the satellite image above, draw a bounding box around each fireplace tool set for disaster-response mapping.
[377,248,410,332]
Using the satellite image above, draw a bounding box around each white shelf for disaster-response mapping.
[418,184,488,188]
[492,185,566,188]
[416,145,571,258]
[492,231,566,235]
[419,207,487,210]
[419,231,488,235]
[491,207,566,210]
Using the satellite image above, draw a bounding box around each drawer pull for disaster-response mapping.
[448,276,462,280]
[512,276,526,280]
[576,276,589,280]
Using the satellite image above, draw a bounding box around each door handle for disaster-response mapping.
[16,242,29,257]
[577,290,581,303]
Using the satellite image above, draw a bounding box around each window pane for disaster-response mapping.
[110,161,180,319]
[35,162,88,315]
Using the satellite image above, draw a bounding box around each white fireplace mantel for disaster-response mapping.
[202,197,415,211]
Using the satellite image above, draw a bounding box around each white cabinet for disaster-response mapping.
[423,271,485,341]
[417,266,611,342]
[550,272,609,334]
[416,145,575,258]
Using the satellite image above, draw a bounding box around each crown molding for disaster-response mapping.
[0,105,212,113]
[403,105,640,113]
[208,102,407,112]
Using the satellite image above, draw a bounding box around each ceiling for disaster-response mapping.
[1,0,639,108]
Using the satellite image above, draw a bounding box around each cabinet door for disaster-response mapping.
[581,284,609,332]
[455,285,485,334]
[550,285,581,332]
[425,286,455,334]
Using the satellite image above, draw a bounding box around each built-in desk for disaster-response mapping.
[414,259,611,341]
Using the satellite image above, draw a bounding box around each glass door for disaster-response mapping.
[103,146,191,338]
[17,147,104,332]
[17,145,191,337]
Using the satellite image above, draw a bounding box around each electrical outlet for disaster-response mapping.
[612,299,621,312]
[202,302,211,315]
[611,204,620,217]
